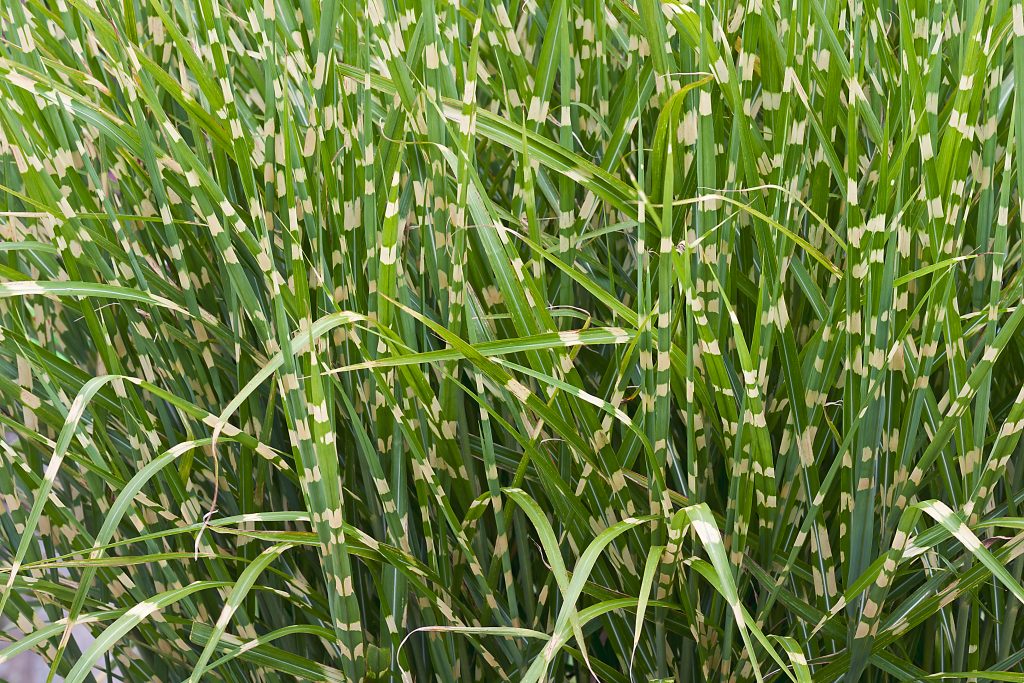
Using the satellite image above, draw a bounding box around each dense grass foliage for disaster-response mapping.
[2,0,1024,680]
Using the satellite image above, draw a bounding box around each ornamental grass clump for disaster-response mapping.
[2,0,1024,681]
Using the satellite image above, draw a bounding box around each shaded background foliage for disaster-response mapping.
[2,0,1024,680]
